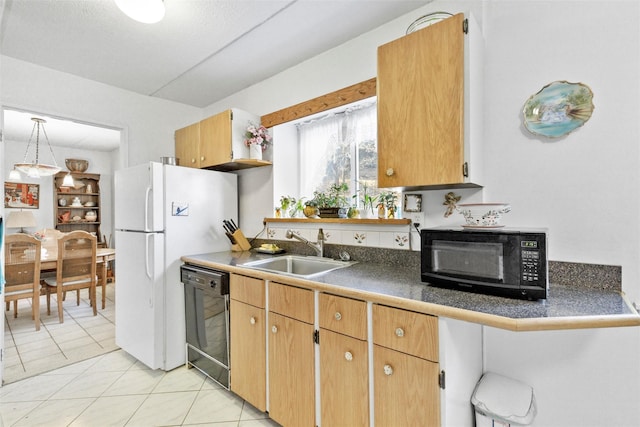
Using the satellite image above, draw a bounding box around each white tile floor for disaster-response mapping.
[0,349,279,426]
[3,283,118,384]
[2,284,280,426]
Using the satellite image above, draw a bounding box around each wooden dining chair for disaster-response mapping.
[43,230,97,323]
[4,234,42,331]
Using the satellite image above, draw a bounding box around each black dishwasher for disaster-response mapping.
[181,264,230,389]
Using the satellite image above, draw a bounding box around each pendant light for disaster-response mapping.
[62,172,75,187]
[115,0,165,24]
[8,167,22,181]
[14,118,62,178]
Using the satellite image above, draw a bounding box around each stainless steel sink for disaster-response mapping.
[241,255,356,278]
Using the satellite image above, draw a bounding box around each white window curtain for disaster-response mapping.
[298,102,377,200]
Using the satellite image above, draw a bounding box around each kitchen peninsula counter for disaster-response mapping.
[181,251,640,332]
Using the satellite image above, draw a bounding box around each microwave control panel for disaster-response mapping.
[520,239,544,284]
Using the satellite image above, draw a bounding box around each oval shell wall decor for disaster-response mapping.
[522,80,594,138]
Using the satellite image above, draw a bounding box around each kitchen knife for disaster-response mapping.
[223,221,233,234]
[230,218,238,232]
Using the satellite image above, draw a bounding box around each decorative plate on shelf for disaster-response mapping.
[522,80,594,138]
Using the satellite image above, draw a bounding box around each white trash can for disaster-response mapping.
[471,372,537,426]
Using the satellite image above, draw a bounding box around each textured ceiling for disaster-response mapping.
[1,0,430,149]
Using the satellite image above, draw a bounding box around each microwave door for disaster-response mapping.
[432,241,504,281]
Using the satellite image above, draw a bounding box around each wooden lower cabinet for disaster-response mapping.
[268,311,315,426]
[229,299,266,412]
[320,329,369,426]
[373,344,440,426]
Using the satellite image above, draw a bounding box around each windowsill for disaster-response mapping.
[264,217,411,225]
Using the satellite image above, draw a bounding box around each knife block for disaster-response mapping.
[231,229,252,252]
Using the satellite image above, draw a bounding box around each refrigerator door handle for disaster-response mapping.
[144,186,152,232]
[145,233,154,308]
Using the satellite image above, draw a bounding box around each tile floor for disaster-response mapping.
[2,284,280,426]
[3,283,118,384]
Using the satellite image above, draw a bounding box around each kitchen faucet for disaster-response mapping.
[286,228,325,258]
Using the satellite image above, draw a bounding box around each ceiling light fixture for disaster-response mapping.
[115,0,165,24]
[14,118,62,178]
[8,167,22,181]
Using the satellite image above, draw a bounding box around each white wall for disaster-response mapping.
[1,56,203,168]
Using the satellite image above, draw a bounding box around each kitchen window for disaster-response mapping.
[297,100,378,205]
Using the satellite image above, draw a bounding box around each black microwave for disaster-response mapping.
[421,227,548,300]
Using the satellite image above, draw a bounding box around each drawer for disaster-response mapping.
[372,304,438,362]
[230,274,265,308]
[319,293,367,340]
[269,282,314,324]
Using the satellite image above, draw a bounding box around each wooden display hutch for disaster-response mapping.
[53,171,102,244]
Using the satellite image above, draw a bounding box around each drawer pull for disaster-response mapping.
[250,316,256,325]
[383,364,394,376]
[200,156,205,161]
[344,351,353,361]
[191,158,196,164]
[395,327,405,337]
[271,325,278,334]
[386,167,395,177]
[334,312,342,321]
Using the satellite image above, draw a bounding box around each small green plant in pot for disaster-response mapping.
[314,183,350,218]
[355,182,378,218]
[303,199,320,218]
[279,195,295,218]
[378,191,399,219]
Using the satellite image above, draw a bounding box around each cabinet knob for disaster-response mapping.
[190,158,196,164]
[250,316,256,325]
[271,325,278,334]
[395,327,405,338]
[334,312,342,321]
[383,364,394,376]
[386,168,395,177]
[200,156,205,161]
[344,351,353,361]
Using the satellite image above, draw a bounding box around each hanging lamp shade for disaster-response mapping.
[115,0,165,24]
[14,118,62,177]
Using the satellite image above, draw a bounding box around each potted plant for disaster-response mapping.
[314,183,350,218]
[244,122,272,160]
[279,195,294,218]
[355,183,378,218]
[378,191,399,219]
[303,199,320,218]
[290,197,306,218]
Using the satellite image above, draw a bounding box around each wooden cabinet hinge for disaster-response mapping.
[463,18,469,34]
[230,110,234,121]
[439,370,446,389]
[313,329,320,344]
[462,162,469,178]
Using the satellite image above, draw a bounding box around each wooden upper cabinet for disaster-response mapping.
[200,110,232,168]
[175,108,271,171]
[377,13,482,189]
[175,121,200,168]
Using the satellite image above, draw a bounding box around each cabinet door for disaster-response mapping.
[200,110,232,167]
[229,299,266,411]
[175,122,200,168]
[374,344,440,426]
[320,329,369,427]
[377,13,464,188]
[268,312,315,427]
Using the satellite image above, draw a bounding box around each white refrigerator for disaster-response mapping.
[114,162,237,370]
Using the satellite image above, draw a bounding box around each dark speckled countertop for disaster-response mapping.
[181,249,640,332]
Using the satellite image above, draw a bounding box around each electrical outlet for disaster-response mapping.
[410,213,423,227]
